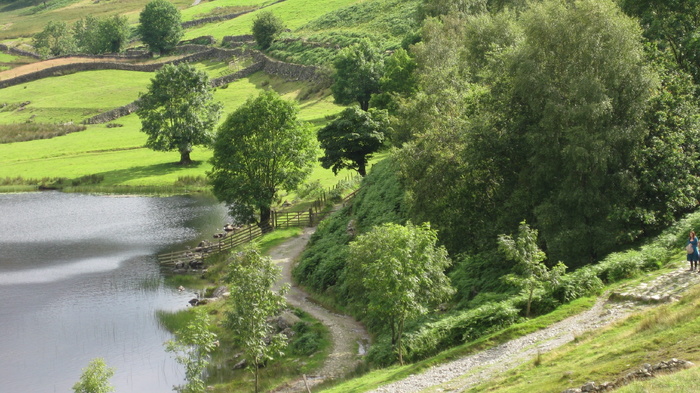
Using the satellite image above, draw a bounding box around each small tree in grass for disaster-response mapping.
[225,244,289,393]
[137,62,222,164]
[165,308,218,393]
[498,221,566,318]
[252,11,285,50]
[347,222,454,365]
[72,358,115,393]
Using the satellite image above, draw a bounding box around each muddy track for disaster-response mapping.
[269,227,370,392]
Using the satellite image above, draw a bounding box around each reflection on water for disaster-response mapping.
[0,192,228,393]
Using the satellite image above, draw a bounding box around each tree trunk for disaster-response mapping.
[359,99,369,112]
[358,157,367,177]
[526,288,533,318]
[179,150,192,165]
[397,318,405,365]
[254,362,259,393]
[259,207,272,232]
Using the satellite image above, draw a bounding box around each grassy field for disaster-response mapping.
[183,0,363,40]
[0,68,347,190]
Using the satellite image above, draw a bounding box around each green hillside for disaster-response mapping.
[3,0,700,392]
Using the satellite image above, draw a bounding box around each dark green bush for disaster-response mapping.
[289,322,323,356]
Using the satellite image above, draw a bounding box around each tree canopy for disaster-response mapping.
[136,63,222,165]
[209,90,317,227]
[72,358,115,393]
[347,222,454,365]
[251,11,285,50]
[138,0,183,54]
[318,106,389,177]
[331,39,384,111]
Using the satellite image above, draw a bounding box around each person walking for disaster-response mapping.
[687,231,699,271]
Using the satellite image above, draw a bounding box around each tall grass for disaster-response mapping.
[0,122,86,143]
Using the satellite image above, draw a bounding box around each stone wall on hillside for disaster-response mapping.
[0,44,41,59]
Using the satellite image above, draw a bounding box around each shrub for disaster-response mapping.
[400,300,521,362]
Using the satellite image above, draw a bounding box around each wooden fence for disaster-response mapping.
[157,187,361,266]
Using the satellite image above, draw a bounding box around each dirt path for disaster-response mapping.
[269,227,370,392]
[369,265,700,393]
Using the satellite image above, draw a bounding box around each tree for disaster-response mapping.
[369,48,418,113]
[498,221,566,318]
[33,20,76,57]
[251,11,285,50]
[225,245,289,393]
[209,90,317,228]
[331,39,384,111]
[318,106,389,177]
[98,15,131,53]
[137,62,222,164]
[506,0,655,265]
[138,0,183,54]
[165,308,218,393]
[72,358,115,393]
[347,222,454,365]
[74,15,130,54]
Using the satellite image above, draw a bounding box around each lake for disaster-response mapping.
[0,192,229,393]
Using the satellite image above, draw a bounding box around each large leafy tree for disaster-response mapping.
[331,39,384,111]
[318,106,389,177]
[347,222,454,365]
[136,63,222,164]
[164,308,218,393]
[505,0,655,265]
[138,0,183,54]
[251,11,285,50]
[209,91,317,228]
[225,245,288,393]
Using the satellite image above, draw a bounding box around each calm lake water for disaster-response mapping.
[0,192,229,393]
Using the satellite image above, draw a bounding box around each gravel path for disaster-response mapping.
[269,227,371,392]
[369,265,700,393]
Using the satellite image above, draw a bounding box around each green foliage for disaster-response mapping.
[138,0,183,54]
[289,322,323,356]
[137,63,222,164]
[72,358,115,393]
[331,39,384,111]
[165,308,218,393]
[209,90,317,227]
[73,14,130,54]
[368,300,521,365]
[318,106,389,177]
[620,0,700,85]
[32,20,75,57]
[498,221,566,317]
[347,221,454,364]
[225,244,288,393]
[293,158,406,295]
[252,11,285,50]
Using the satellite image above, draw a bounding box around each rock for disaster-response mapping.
[212,285,228,298]
[581,381,597,392]
[232,359,246,370]
[276,311,302,330]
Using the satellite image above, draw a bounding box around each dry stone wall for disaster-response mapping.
[0,44,41,59]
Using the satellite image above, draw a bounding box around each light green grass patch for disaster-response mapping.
[183,0,362,41]
[616,366,700,393]
[180,0,272,21]
[0,70,346,189]
[0,70,152,124]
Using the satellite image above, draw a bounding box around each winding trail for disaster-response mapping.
[269,227,370,392]
[368,265,700,393]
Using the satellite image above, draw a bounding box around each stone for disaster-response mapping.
[276,310,302,330]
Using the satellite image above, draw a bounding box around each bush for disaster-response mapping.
[252,11,285,50]
[289,322,323,356]
[400,300,521,362]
